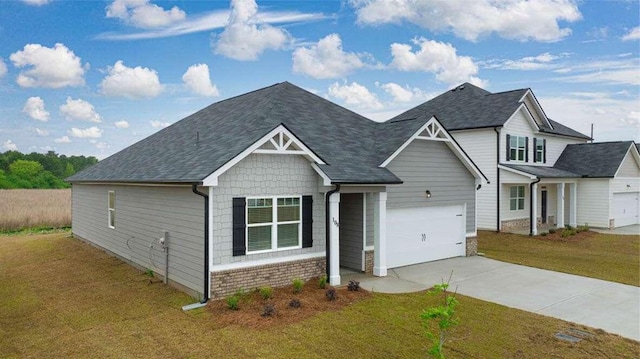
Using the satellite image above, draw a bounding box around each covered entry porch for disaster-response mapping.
[499,165,580,235]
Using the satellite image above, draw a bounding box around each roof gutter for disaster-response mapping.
[494,126,501,232]
[529,177,541,236]
[325,184,340,280]
[183,184,210,310]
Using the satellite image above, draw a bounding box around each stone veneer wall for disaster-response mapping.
[210,257,326,299]
[501,217,553,231]
[465,237,477,256]
[364,250,374,274]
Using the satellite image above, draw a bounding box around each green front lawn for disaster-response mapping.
[478,230,640,286]
[1,233,638,358]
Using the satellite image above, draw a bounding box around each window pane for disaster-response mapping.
[518,186,525,197]
[248,225,272,251]
[518,198,525,210]
[277,223,299,248]
[510,136,517,148]
[510,148,516,159]
[278,197,300,222]
[109,209,115,227]
[248,198,272,224]
[510,199,517,211]
[510,186,517,197]
[518,149,525,161]
[108,192,115,209]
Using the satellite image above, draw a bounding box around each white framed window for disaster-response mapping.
[535,138,544,163]
[509,136,526,161]
[108,191,116,229]
[509,186,525,211]
[246,196,301,253]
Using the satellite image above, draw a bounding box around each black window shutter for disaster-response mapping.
[232,197,246,256]
[543,139,547,163]
[525,137,529,162]
[506,134,511,161]
[533,138,537,163]
[302,195,313,248]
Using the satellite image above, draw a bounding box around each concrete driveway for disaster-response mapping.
[345,256,640,341]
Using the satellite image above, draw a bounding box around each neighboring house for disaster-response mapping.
[68,82,486,300]
[389,83,640,234]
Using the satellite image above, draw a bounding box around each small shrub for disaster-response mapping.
[347,280,360,291]
[561,229,570,238]
[325,288,337,301]
[292,278,304,294]
[540,232,548,237]
[577,224,589,233]
[289,298,301,308]
[565,225,574,230]
[421,273,459,359]
[226,296,239,310]
[259,286,273,300]
[261,303,276,317]
[548,228,556,234]
[145,268,154,277]
[318,275,328,289]
[570,229,577,236]
[234,287,247,299]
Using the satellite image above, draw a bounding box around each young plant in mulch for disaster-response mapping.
[288,298,301,308]
[421,272,459,359]
[347,280,360,291]
[259,286,273,300]
[226,295,240,310]
[261,303,276,317]
[292,278,304,294]
[318,275,328,289]
[325,287,337,301]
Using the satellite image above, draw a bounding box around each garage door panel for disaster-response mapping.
[613,193,639,227]
[387,205,465,269]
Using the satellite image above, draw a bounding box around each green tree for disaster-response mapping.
[9,160,44,178]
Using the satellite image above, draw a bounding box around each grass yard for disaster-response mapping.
[478,230,640,286]
[0,189,71,232]
[1,233,638,358]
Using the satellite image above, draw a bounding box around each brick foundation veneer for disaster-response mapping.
[364,250,374,274]
[210,257,326,299]
[465,237,477,256]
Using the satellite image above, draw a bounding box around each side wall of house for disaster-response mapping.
[212,153,325,266]
[452,129,497,230]
[72,184,204,296]
[386,139,476,234]
[576,179,610,228]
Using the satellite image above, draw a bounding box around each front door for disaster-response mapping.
[541,189,548,224]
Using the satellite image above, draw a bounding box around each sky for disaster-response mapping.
[0,0,638,159]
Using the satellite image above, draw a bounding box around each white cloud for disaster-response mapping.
[95,141,110,150]
[2,140,18,151]
[484,52,565,71]
[390,37,486,86]
[150,120,170,128]
[622,26,640,41]
[292,33,366,79]
[213,0,291,61]
[350,0,581,42]
[54,136,71,144]
[99,60,162,98]
[59,97,102,123]
[21,0,50,5]
[182,64,219,97]
[377,82,429,103]
[555,58,640,86]
[114,120,130,128]
[10,43,86,88]
[0,58,7,78]
[68,126,103,139]
[35,128,49,136]
[106,0,186,29]
[22,97,50,121]
[327,82,382,110]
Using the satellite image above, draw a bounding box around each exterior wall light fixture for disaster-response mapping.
[425,190,431,198]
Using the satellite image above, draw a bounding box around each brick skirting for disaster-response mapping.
[465,236,477,256]
[364,250,374,274]
[210,256,326,299]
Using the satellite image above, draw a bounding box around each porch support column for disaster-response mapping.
[373,191,387,277]
[556,183,565,228]
[531,182,538,235]
[329,192,341,286]
[569,183,577,227]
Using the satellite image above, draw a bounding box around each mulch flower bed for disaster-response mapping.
[208,278,370,329]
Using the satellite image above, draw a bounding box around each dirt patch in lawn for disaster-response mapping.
[208,279,370,329]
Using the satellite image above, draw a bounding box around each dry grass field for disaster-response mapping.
[0,189,71,232]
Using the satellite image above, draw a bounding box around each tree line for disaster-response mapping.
[0,151,98,189]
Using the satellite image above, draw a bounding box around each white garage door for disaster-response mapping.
[613,192,639,227]
[387,205,465,269]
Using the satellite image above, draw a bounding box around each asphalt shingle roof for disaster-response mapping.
[554,141,636,178]
[501,164,581,178]
[68,82,404,184]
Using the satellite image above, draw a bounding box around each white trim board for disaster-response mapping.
[210,252,325,272]
[203,124,325,186]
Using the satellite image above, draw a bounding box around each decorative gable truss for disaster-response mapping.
[203,124,324,186]
[380,116,488,183]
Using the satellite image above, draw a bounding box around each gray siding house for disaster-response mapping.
[68,82,486,301]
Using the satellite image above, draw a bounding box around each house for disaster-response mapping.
[389,83,640,234]
[68,82,486,301]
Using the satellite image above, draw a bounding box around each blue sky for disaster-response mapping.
[1,0,638,159]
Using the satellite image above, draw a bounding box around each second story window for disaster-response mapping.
[507,135,527,162]
[534,138,546,163]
